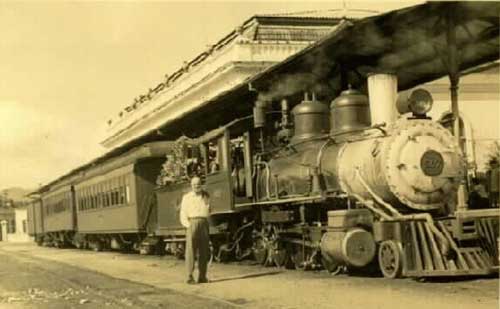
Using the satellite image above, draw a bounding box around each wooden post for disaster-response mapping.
[446,8,468,212]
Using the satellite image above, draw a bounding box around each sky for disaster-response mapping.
[0,0,422,190]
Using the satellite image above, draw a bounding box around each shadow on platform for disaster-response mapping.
[209,270,283,283]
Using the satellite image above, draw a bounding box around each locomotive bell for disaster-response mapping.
[291,93,330,143]
[330,86,371,134]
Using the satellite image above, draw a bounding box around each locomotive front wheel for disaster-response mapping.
[378,240,403,279]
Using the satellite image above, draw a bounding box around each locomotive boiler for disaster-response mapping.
[262,88,462,213]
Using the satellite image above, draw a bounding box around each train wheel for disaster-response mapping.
[174,243,185,259]
[271,247,288,268]
[93,241,103,252]
[378,240,403,279]
[252,237,268,265]
[291,246,306,270]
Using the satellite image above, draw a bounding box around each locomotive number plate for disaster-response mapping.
[420,150,444,176]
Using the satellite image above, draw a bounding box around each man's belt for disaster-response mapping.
[188,216,208,220]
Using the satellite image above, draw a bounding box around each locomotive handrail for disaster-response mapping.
[235,195,324,207]
[329,122,388,139]
[350,193,393,221]
[355,168,401,217]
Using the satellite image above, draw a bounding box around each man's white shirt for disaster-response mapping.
[180,191,210,228]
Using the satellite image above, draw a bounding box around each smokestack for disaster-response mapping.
[367,73,398,126]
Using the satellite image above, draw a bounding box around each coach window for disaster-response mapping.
[79,190,82,211]
[113,180,120,206]
[90,186,95,209]
[103,181,109,207]
[86,188,90,210]
[103,182,107,207]
[231,137,246,196]
[106,181,111,207]
[92,185,97,209]
[96,183,101,208]
[207,141,220,174]
[103,182,108,207]
[125,177,130,204]
[81,189,86,211]
[110,183,115,206]
[114,183,120,206]
[87,187,91,210]
[79,192,83,211]
[84,188,88,210]
[108,181,114,206]
[86,187,90,210]
[96,185,101,208]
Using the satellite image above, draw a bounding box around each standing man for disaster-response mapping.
[180,176,210,284]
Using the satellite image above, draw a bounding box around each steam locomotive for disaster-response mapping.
[27,74,498,279]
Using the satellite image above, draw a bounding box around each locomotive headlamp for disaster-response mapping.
[408,88,433,117]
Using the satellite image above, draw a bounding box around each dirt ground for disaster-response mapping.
[0,242,497,309]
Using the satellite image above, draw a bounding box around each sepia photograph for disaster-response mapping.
[0,0,498,308]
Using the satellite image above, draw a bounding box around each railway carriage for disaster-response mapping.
[27,197,44,244]
[40,183,76,247]
[72,142,173,251]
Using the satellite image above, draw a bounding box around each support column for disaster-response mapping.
[446,9,468,212]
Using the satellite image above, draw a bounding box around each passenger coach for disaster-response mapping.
[74,142,173,251]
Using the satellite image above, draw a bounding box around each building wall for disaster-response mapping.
[1,208,33,242]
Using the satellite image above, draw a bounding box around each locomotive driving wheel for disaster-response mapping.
[271,245,288,268]
[378,240,403,278]
[291,245,307,270]
[252,236,269,265]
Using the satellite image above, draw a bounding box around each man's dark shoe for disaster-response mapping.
[198,278,209,284]
[186,277,196,284]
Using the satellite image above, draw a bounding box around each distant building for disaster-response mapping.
[6,207,33,242]
[0,208,15,241]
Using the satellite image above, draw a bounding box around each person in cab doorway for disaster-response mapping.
[180,176,210,284]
